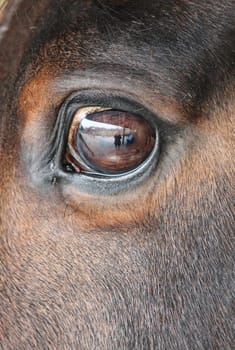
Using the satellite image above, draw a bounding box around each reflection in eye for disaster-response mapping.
[66,107,156,175]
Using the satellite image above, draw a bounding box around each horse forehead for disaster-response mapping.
[17,0,234,110]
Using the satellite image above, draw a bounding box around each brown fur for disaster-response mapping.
[0,0,234,349]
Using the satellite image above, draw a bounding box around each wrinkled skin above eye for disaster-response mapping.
[67,108,156,174]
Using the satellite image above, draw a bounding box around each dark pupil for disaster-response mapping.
[76,110,156,173]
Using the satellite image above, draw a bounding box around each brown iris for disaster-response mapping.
[66,107,156,174]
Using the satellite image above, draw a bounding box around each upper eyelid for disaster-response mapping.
[19,64,187,130]
[53,75,187,124]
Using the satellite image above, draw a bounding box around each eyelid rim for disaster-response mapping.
[48,89,161,195]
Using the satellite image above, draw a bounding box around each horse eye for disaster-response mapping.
[65,106,157,175]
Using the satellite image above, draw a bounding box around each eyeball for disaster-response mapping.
[65,106,157,175]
